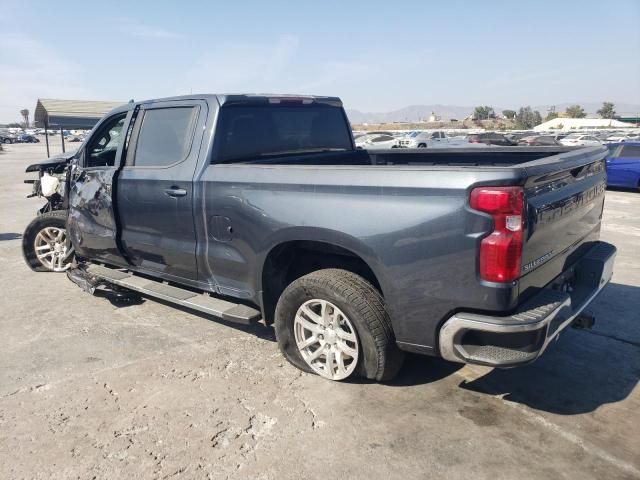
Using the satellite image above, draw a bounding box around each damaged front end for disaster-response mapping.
[24,151,76,214]
[22,152,76,272]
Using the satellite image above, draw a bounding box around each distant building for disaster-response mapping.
[616,113,640,125]
[428,111,441,122]
[533,117,635,132]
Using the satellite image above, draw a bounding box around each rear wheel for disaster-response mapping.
[274,269,404,381]
[23,210,73,272]
[417,143,427,148]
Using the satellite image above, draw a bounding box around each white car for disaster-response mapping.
[604,134,640,143]
[355,134,399,149]
[559,134,602,147]
[397,131,467,148]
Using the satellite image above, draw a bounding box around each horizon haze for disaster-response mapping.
[1,0,639,123]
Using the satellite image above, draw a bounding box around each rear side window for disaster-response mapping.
[213,104,352,163]
[620,145,640,158]
[132,107,198,167]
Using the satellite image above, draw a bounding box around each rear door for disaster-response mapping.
[117,100,207,281]
[67,109,133,265]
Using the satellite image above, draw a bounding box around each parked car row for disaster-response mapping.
[0,128,92,145]
[0,131,40,144]
[352,127,640,151]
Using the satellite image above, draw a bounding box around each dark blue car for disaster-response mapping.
[606,142,640,190]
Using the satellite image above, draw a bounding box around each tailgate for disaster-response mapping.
[521,147,607,280]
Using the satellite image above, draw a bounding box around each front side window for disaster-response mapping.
[85,114,126,167]
[132,106,198,167]
[620,145,640,158]
[214,104,353,163]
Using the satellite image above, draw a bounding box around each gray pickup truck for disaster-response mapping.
[22,94,616,382]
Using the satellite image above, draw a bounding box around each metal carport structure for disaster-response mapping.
[34,99,124,157]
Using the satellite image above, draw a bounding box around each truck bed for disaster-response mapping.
[199,144,608,351]
[235,145,596,168]
[367,146,583,166]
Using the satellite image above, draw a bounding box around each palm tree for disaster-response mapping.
[20,109,29,128]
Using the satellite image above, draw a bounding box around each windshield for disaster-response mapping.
[214,104,353,163]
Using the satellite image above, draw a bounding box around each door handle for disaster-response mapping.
[164,187,187,198]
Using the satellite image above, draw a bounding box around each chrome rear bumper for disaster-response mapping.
[438,242,616,367]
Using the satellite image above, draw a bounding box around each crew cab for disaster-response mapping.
[23,94,616,382]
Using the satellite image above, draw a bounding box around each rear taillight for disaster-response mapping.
[470,186,524,283]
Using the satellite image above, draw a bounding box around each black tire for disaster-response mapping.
[22,210,71,272]
[417,143,427,148]
[3,138,12,144]
[274,269,404,382]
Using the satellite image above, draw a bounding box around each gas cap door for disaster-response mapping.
[210,215,233,242]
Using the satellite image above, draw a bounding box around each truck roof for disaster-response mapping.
[106,94,343,117]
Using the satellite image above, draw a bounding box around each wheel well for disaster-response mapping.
[260,240,381,324]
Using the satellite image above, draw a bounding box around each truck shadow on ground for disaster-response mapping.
[458,282,640,415]
[90,285,277,342]
[91,279,639,411]
[151,296,277,343]
[387,355,464,386]
[0,232,21,241]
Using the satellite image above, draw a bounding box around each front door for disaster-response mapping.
[67,109,133,265]
[116,100,207,281]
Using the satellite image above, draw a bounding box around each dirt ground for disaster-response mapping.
[1,140,639,480]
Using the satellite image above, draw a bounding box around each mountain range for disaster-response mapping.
[346,102,640,124]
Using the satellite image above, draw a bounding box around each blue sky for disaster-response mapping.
[1,0,639,122]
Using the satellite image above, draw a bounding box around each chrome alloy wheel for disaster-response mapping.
[294,299,359,380]
[34,226,71,272]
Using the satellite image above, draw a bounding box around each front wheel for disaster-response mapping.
[274,269,404,382]
[23,210,73,272]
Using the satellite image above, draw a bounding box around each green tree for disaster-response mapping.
[597,102,616,119]
[533,110,542,126]
[502,109,516,120]
[515,106,542,129]
[545,111,559,121]
[565,104,586,118]
[473,106,495,120]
